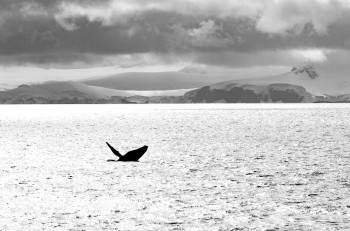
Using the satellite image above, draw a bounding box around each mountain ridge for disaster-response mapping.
[184,83,314,103]
[1,65,350,104]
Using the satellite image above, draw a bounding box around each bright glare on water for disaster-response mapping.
[0,104,349,230]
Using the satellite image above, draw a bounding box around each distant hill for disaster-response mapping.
[0,81,191,104]
[184,82,314,103]
[7,81,133,99]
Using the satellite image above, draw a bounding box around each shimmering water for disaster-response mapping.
[0,104,349,230]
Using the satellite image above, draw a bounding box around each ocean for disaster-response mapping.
[0,104,349,230]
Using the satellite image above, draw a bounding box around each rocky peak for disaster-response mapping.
[18,84,30,88]
[291,64,319,79]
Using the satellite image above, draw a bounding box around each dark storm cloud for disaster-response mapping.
[0,52,100,67]
[1,0,350,66]
[0,9,169,56]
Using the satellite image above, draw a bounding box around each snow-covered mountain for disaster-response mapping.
[1,64,349,104]
[183,64,350,103]
[80,64,350,96]
[228,64,350,96]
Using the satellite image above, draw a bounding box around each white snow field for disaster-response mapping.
[0,104,349,230]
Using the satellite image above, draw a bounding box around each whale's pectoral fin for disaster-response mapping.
[106,142,123,158]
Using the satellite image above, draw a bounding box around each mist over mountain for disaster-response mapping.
[179,66,208,75]
[80,71,236,91]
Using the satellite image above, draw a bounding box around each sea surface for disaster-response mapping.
[0,104,349,231]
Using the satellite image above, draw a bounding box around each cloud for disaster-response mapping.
[193,51,293,68]
[291,49,332,63]
[0,51,190,69]
[53,0,135,31]
[187,20,236,49]
[1,0,350,67]
[256,0,349,35]
[48,0,350,36]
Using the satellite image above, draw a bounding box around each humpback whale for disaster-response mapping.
[106,142,148,162]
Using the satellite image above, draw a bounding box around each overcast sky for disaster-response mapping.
[1,0,350,88]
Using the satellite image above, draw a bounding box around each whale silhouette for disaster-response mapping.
[106,142,148,162]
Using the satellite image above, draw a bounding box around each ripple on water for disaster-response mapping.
[0,104,349,230]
